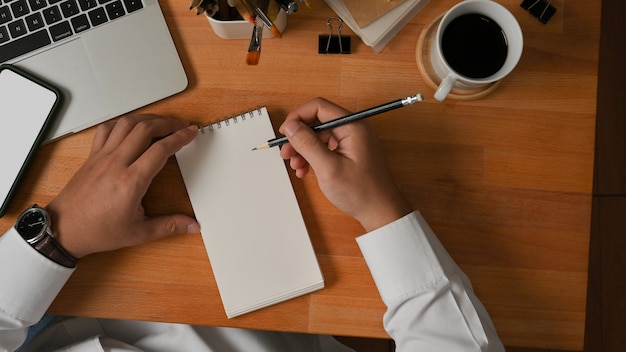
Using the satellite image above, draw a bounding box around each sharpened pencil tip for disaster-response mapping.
[253,142,269,150]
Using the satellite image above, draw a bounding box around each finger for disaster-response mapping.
[100,115,159,152]
[279,143,297,160]
[281,120,339,173]
[291,159,310,178]
[279,128,334,160]
[131,124,198,183]
[279,97,351,135]
[117,116,190,165]
[141,214,201,241]
[327,134,339,151]
[279,98,352,150]
[90,121,116,155]
[280,142,311,178]
[289,154,309,171]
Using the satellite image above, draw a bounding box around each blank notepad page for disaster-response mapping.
[175,107,324,318]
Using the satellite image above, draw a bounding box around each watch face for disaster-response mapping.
[17,208,47,242]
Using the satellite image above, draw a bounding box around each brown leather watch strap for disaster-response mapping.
[33,235,78,268]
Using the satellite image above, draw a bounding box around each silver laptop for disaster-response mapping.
[1,0,187,141]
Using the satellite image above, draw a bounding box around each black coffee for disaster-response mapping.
[441,13,508,79]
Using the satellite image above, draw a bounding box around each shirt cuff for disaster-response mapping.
[0,227,75,324]
[356,211,458,306]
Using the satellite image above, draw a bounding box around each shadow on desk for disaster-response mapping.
[336,339,575,351]
[335,337,394,352]
[584,0,626,352]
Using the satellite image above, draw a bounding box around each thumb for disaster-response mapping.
[282,120,336,171]
[144,215,200,240]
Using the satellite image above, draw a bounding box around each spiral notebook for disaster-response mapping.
[175,107,324,318]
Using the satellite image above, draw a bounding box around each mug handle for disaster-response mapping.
[435,74,457,101]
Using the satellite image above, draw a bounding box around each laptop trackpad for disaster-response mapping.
[16,39,110,141]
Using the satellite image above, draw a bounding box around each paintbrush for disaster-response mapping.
[254,8,282,38]
[189,0,202,10]
[191,0,218,16]
[246,15,263,65]
[229,0,254,23]
[253,0,282,38]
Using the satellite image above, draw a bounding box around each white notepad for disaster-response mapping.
[175,107,324,318]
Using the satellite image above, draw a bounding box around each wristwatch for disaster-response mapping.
[15,204,78,268]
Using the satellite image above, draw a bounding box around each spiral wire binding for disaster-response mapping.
[199,106,263,134]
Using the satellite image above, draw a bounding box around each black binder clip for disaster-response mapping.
[319,17,351,54]
[521,0,556,24]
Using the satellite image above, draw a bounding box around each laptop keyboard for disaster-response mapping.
[0,0,143,62]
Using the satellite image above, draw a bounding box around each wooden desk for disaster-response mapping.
[0,0,599,350]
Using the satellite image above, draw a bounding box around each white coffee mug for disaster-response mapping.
[431,0,523,101]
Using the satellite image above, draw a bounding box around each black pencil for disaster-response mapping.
[253,93,424,150]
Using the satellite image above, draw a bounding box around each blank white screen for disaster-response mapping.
[0,69,57,207]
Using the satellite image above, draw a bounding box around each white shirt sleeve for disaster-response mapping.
[0,211,505,352]
[356,211,504,352]
[0,227,75,351]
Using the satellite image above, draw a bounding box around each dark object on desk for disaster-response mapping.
[192,0,219,16]
[319,35,351,54]
[0,64,62,217]
[319,17,350,54]
[521,0,556,24]
[275,0,298,14]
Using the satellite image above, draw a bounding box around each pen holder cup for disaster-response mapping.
[206,10,287,39]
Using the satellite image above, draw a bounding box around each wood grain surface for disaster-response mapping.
[0,0,599,350]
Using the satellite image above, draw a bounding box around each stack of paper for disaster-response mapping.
[323,0,430,53]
